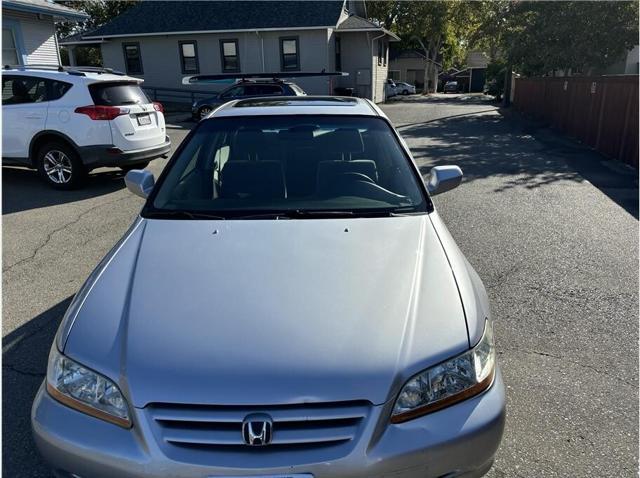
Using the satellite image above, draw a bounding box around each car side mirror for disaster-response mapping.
[425,165,463,196]
[125,169,155,199]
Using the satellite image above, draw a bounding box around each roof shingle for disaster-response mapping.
[85,0,345,38]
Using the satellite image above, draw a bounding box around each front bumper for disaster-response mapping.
[33,370,505,478]
[78,137,171,169]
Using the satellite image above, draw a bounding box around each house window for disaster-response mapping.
[2,27,20,65]
[220,40,239,72]
[335,36,342,71]
[179,41,199,74]
[378,39,383,66]
[122,42,143,74]
[383,41,388,67]
[280,37,299,71]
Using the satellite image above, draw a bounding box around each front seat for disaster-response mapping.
[220,160,286,199]
[316,129,378,196]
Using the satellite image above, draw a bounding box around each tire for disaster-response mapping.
[119,161,150,172]
[198,106,213,119]
[36,141,86,190]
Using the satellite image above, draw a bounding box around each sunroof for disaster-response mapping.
[234,97,359,108]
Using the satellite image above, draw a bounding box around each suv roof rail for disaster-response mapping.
[3,64,126,76]
[183,71,348,85]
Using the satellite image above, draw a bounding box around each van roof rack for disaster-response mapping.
[183,71,348,85]
[3,64,125,76]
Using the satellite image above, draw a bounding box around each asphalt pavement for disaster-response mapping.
[3,95,638,477]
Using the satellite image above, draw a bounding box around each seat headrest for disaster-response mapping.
[280,125,316,141]
[12,80,28,97]
[220,160,286,199]
[232,128,266,160]
[324,128,364,154]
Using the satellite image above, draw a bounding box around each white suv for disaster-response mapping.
[2,66,171,189]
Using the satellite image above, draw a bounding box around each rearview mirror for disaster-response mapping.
[125,169,155,199]
[425,165,463,196]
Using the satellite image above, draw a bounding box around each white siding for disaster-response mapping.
[334,31,373,100]
[100,29,332,96]
[371,38,389,103]
[3,11,60,65]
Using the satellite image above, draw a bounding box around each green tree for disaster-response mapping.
[368,1,480,92]
[55,1,137,38]
[55,1,137,67]
[473,1,639,76]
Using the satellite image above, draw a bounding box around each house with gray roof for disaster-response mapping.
[3,0,87,66]
[60,0,398,103]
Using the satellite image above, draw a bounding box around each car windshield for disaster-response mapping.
[148,115,426,218]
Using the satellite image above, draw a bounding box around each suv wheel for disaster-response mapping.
[199,106,212,119]
[37,141,86,190]
[120,161,150,172]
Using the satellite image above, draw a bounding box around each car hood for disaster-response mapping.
[64,216,469,408]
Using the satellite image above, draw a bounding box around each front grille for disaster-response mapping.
[145,401,370,467]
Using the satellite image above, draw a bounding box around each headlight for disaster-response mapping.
[46,348,131,428]
[391,320,496,423]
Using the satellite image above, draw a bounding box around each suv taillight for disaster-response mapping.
[153,102,164,113]
[74,105,129,120]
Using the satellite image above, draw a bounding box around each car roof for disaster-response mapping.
[3,67,142,85]
[233,79,296,85]
[211,96,380,117]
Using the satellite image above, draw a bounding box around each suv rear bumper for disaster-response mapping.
[79,137,171,169]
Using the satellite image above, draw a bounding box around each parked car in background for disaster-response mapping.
[32,96,505,478]
[444,81,460,93]
[2,66,170,189]
[191,79,306,120]
[385,78,398,98]
[395,81,416,95]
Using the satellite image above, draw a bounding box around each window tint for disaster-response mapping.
[280,37,299,71]
[48,80,72,101]
[221,85,245,98]
[220,39,239,72]
[244,84,283,96]
[2,75,46,105]
[89,82,150,106]
[151,116,426,216]
[123,42,143,74]
[180,41,199,74]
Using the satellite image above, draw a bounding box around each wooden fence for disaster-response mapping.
[513,75,638,168]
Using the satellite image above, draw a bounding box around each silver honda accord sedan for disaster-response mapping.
[32,96,505,478]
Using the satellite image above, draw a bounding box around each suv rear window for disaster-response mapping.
[89,82,150,106]
[245,84,283,96]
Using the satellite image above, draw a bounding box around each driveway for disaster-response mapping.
[3,97,638,477]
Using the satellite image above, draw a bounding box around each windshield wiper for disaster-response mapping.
[232,208,420,220]
[144,210,226,220]
[233,210,361,220]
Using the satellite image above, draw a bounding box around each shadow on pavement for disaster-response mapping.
[387,93,497,106]
[2,296,71,477]
[2,167,127,215]
[400,108,638,218]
